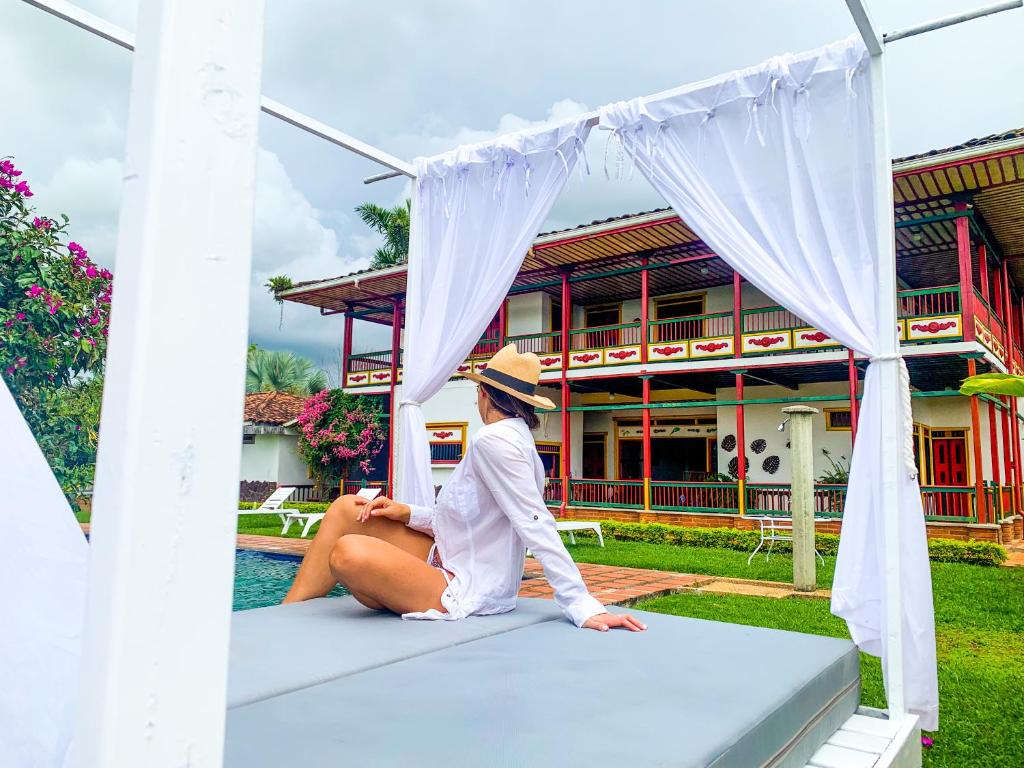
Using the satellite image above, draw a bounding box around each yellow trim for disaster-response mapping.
[927,426,972,484]
[425,421,468,464]
[824,407,852,432]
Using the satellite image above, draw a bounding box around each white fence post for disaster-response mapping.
[74,1,265,765]
[783,406,818,592]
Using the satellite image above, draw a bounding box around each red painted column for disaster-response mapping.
[498,298,508,348]
[967,357,987,522]
[955,203,975,342]
[640,256,650,365]
[978,244,991,304]
[732,270,743,357]
[342,310,353,386]
[642,375,652,511]
[386,300,402,498]
[560,272,572,517]
[847,350,859,446]
[1000,261,1017,514]
[735,371,746,516]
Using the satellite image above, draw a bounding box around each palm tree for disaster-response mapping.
[246,345,328,396]
[356,199,411,269]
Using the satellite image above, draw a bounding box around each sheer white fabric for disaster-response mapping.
[397,117,592,507]
[404,417,606,626]
[600,36,938,729]
[0,378,88,767]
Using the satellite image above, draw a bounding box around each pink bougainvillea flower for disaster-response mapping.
[72,329,81,338]
[0,159,15,174]
[85,339,96,347]
[0,178,12,190]
[100,269,113,280]
[15,313,25,321]
[921,736,933,748]
[14,181,32,197]
[26,284,43,298]
[2,320,12,329]
[86,265,98,278]
[5,366,14,376]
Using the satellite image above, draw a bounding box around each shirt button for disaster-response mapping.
[533,515,539,520]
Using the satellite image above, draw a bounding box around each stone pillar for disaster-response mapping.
[784,405,819,592]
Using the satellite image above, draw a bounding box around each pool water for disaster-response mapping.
[233,550,348,611]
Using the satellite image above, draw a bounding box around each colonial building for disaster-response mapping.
[281,127,1024,542]
[240,391,310,491]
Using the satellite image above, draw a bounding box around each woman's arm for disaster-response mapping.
[473,432,610,628]
[357,496,433,535]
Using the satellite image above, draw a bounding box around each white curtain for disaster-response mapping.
[397,118,592,507]
[600,37,938,730]
[0,378,88,767]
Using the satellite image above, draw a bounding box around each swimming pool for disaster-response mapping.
[233,550,348,611]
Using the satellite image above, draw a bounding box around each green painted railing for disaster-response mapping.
[569,478,645,509]
[897,285,960,318]
[647,312,732,343]
[506,331,561,356]
[569,322,642,351]
[650,481,738,513]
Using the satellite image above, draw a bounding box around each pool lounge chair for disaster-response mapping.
[281,508,326,538]
[238,486,296,528]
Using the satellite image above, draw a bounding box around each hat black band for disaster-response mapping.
[480,367,536,396]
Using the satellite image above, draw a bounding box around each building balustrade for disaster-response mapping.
[343,284,1012,387]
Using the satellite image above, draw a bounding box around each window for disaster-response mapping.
[654,294,705,320]
[653,294,706,341]
[242,433,255,445]
[536,442,561,478]
[427,423,467,465]
[824,408,853,431]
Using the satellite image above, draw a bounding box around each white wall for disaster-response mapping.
[239,432,310,486]
[239,435,278,482]
[507,292,545,336]
[275,434,310,486]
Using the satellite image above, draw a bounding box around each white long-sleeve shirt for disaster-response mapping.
[403,417,606,627]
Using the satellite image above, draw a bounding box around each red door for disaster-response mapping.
[931,437,968,516]
[931,438,967,485]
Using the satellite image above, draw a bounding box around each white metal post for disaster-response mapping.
[844,0,907,721]
[74,1,265,766]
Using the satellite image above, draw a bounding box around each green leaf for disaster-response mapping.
[958,372,1024,397]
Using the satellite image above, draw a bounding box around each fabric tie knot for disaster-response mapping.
[398,399,421,408]
[867,353,918,480]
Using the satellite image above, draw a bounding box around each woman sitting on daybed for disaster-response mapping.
[283,344,645,633]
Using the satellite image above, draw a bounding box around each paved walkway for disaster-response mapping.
[236,532,832,604]
[85,525,833,603]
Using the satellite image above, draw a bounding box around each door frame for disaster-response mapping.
[581,432,607,479]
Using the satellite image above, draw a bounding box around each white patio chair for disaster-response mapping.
[747,515,825,566]
[557,521,604,547]
[237,486,296,529]
[281,509,326,538]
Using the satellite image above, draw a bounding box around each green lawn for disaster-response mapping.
[629,559,1024,768]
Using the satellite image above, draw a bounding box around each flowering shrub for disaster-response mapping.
[1,157,112,500]
[295,389,386,491]
[0,157,112,394]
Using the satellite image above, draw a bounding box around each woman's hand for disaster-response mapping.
[582,612,647,632]
[355,495,411,524]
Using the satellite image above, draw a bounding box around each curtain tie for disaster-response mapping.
[868,353,919,480]
[398,399,421,408]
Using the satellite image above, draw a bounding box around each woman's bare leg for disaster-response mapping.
[329,535,448,615]
[282,494,433,604]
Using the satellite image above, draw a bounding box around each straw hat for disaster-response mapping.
[461,343,556,410]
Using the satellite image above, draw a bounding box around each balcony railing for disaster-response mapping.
[342,285,1012,388]
[648,312,733,343]
[569,322,642,351]
[507,330,561,356]
[557,478,980,523]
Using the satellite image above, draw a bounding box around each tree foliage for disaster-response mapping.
[355,199,410,269]
[1,157,112,500]
[959,372,1024,397]
[246,344,328,396]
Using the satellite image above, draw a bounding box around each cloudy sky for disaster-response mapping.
[3,0,1022,382]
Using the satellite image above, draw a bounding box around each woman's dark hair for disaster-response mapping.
[480,383,540,429]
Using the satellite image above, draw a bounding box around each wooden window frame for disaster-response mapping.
[426,421,468,465]
[824,407,853,432]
